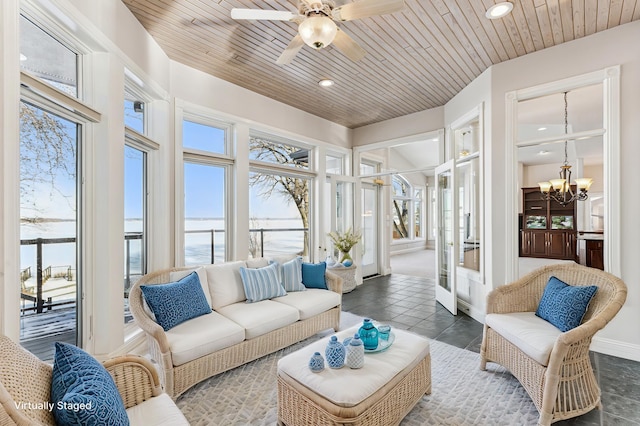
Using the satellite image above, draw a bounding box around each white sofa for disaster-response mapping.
[129,258,343,399]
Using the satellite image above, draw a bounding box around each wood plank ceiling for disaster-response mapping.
[122,0,639,129]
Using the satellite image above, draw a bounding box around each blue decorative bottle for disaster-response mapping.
[325,336,346,369]
[358,318,379,350]
[308,352,325,373]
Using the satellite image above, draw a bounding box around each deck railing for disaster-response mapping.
[185,227,308,264]
[20,228,306,313]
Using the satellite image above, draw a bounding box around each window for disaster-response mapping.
[454,122,481,273]
[183,120,227,155]
[392,175,425,242]
[249,134,313,259]
[124,145,146,323]
[182,117,230,265]
[184,163,227,265]
[20,15,78,97]
[326,153,344,175]
[19,100,81,357]
[18,13,88,360]
[249,134,310,170]
[124,98,144,133]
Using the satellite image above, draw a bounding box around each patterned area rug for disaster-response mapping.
[176,314,540,425]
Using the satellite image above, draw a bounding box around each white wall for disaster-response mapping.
[352,107,444,146]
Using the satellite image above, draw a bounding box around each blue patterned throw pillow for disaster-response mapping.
[51,342,129,426]
[140,271,212,331]
[535,276,598,332]
[301,261,327,289]
[240,262,287,302]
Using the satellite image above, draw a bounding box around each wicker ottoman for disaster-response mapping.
[277,325,431,426]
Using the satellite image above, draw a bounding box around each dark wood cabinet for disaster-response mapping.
[520,187,577,260]
[579,238,604,270]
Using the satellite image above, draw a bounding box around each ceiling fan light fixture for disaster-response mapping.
[485,2,513,19]
[298,15,338,49]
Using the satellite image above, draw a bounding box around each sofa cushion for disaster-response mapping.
[141,272,212,331]
[51,342,129,426]
[127,393,189,426]
[169,267,212,307]
[485,312,562,366]
[217,300,300,340]
[535,276,598,332]
[240,263,287,303]
[204,261,247,310]
[165,311,245,366]
[302,261,327,289]
[274,256,306,292]
[272,289,340,320]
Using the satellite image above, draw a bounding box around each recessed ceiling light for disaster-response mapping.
[538,127,547,131]
[485,2,513,19]
[318,79,334,87]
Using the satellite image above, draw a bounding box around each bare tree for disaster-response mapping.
[19,102,76,221]
[249,137,309,256]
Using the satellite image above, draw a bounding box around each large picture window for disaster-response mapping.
[182,116,231,265]
[249,134,313,259]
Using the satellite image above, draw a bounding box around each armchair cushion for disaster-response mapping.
[141,271,212,331]
[126,393,187,426]
[51,342,130,426]
[485,312,562,366]
[535,276,598,332]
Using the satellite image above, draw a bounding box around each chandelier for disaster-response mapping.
[537,92,593,206]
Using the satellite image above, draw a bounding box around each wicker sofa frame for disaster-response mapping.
[480,263,627,426]
[129,266,343,399]
[0,335,171,426]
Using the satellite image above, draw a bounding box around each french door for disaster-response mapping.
[360,183,378,277]
[435,160,457,315]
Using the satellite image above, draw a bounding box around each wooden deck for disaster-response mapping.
[20,307,77,361]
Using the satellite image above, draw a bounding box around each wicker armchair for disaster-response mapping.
[0,335,188,425]
[480,263,627,426]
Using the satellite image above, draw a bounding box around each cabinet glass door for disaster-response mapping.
[435,160,457,315]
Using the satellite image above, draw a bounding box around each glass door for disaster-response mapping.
[435,160,457,314]
[328,175,361,264]
[361,183,378,277]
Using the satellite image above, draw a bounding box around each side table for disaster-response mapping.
[328,265,357,293]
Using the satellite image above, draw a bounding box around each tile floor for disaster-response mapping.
[342,273,640,425]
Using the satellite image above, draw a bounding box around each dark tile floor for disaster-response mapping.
[342,274,640,426]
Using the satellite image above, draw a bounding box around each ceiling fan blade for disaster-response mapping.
[276,35,305,65]
[332,0,405,21]
[231,8,296,21]
[331,28,366,61]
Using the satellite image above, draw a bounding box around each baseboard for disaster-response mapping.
[591,336,640,362]
[457,299,485,324]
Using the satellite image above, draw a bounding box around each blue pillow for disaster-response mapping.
[535,276,598,332]
[240,262,287,303]
[140,271,212,331]
[302,262,327,289]
[51,342,130,426]
[273,256,306,292]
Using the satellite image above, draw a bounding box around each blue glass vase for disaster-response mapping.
[358,318,379,350]
[325,336,346,369]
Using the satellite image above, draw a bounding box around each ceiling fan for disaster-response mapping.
[230,0,405,65]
